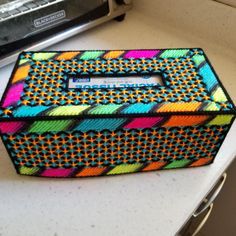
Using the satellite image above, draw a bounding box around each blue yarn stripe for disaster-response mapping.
[14,106,50,117]
[75,118,127,132]
[199,64,218,91]
[121,103,156,114]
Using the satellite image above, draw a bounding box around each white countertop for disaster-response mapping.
[0,1,235,236]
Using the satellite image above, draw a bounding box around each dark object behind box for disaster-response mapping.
[0,48,235,177]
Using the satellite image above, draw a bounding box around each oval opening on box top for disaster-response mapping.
[67,74,164,90]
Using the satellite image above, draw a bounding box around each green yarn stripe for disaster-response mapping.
[19,59,29,65]
[19,166,40,175]
[29,120,73,133]
[80,51,105,60]
[160,49,189,58]
[204,102,220,111]
[192,55,205,67]
[88,105,123,115]
[32,52,58,61]
[163,159,191,169]
[107,163,143,175]
[207,115,234,125]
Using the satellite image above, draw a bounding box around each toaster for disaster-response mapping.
[0,0,132,67]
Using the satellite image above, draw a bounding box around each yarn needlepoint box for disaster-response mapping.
[0,48,235,178]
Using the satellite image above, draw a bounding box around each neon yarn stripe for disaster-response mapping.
[14,106,50,117]
[76,167,107,177]
[163,159,192,169]
[0,121,26,134]
[204,102,220,111]
[19,166,40,175]
[2,83,24,107]
[29,120,73,132]
[88,104,123,114]
[163,115,210,127]
[157,102,202,112]
[75,118,126,132]
[79,51,105,60]
[124,117,163,129]
[212,87,228,102]
[55,52,80,60]
[207,115,234,125]
[122,103,156,114]
[107,163,142,175]
[103,50,125,59]
[192,54,205,67]
[160,49,189,58]
[19,59,29,65]
[199,64,218,91]
[32,52,58,61]
[47,105,90,116]
[124,50,160,58]
[190,158,213,167]
[142,161,167,171]
[41,168,74,177]
[12,64,30,83]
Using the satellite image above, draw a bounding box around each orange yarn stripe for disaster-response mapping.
[103,50,125,59]
[190,158,213,167]
[76,167,106,177]
[164,115,210,127]
[142,161,167,171]
[12,64,31,83]
[56,52,80,60]
[157,102,202,112]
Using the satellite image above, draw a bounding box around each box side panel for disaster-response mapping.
[0,115,234,177]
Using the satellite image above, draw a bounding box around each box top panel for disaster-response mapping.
[0,48,235,121]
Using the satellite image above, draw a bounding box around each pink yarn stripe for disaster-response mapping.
[124,50,160,58]
[0,121,26,134]
[2,83,24,108]
[41,168,74,177]
[124,117,163,129]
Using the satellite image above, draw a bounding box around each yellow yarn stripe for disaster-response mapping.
[12,64,31,83]
[19,59,29,65]
[47,105,90,116]
[103,50,125,59]
[192,54,205,66]
[32,52,58,61]
[212,87,228,102]
[204,102,220,111]
[19,166,39,175]
[207,115,234,125]
[157,102,201,112]
[55,52,80,60]
[107,163,142,175]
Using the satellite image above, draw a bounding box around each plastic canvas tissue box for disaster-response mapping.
[0,48,235,177]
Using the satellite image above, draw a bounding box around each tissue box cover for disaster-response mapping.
[0,48,235,177]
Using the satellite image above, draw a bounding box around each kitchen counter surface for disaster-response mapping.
[0,1,235,235]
